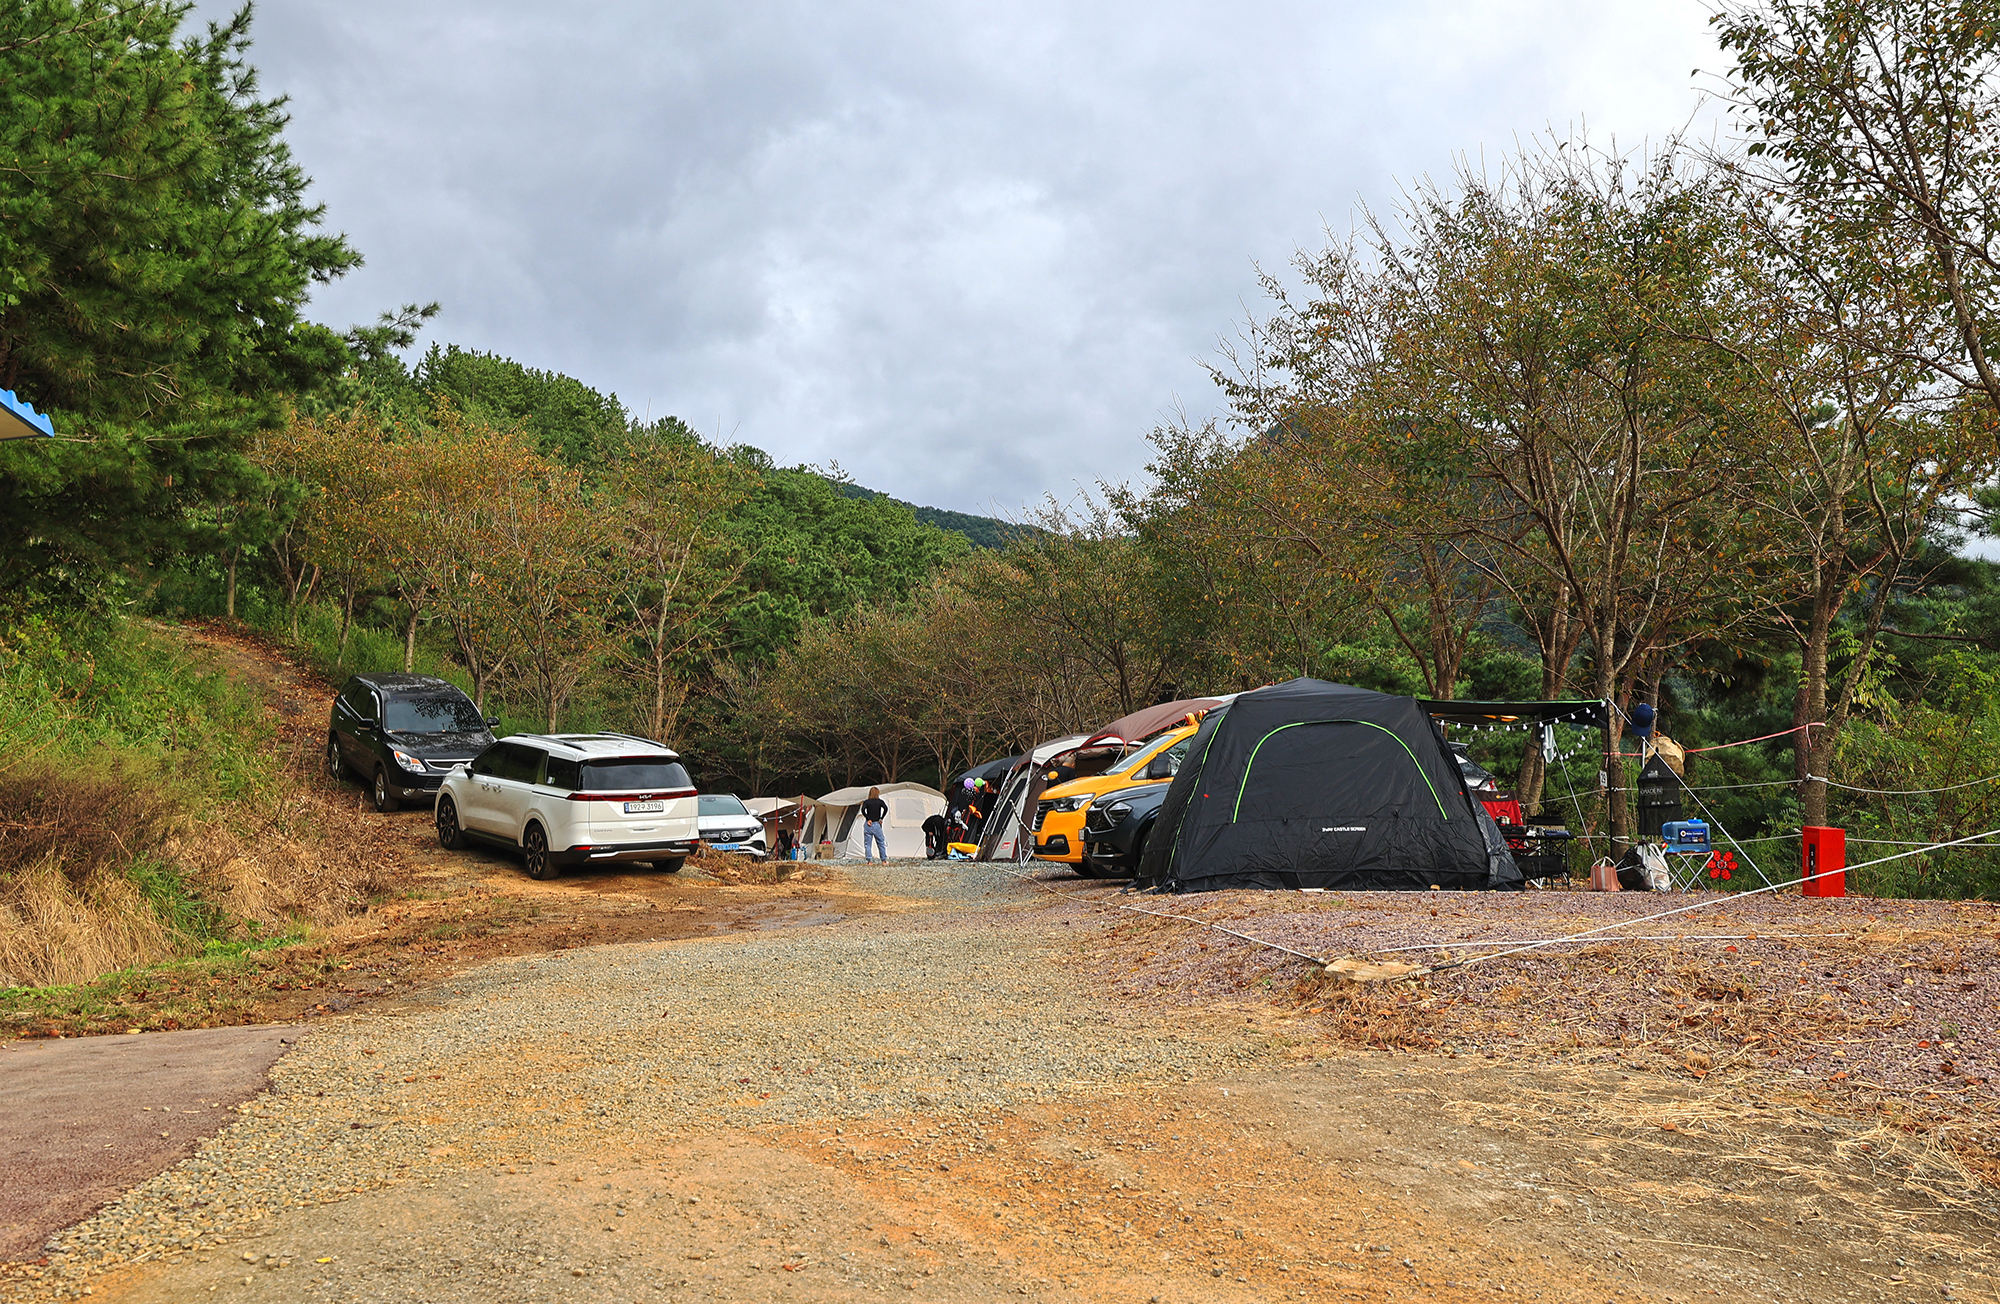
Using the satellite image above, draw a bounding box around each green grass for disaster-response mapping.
[0,612,280,808]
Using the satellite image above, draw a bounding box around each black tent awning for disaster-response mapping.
[1419,699,1607,731]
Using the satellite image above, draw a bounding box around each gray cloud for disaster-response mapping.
[230,0,1721,514]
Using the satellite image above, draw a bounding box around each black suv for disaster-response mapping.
[326,673,497,812]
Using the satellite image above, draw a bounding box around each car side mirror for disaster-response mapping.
[486,717,500,728]
[1143,757,1172,780]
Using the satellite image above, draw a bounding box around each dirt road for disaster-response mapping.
[7,861,1996,1304]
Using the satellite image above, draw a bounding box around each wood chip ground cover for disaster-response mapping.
[1045,871,2000,1180]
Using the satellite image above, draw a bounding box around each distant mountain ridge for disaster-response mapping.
[822,479,1027,549]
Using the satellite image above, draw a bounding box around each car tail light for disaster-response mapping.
[565,787,698,802]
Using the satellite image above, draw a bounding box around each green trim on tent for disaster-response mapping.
[1162,716,1228,880]
[1231,720,1449,822]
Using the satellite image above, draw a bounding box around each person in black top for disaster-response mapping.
[861,787,889,861]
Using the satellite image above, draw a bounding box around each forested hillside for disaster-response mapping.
[6,0,2000,927]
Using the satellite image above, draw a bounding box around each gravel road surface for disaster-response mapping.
[7,863,1997,1304]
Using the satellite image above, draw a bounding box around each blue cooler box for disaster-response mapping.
[1662,819,1710,854]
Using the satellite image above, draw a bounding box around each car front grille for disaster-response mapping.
[1083,807,1119,835]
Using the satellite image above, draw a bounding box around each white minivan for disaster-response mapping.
[435,734,699,879]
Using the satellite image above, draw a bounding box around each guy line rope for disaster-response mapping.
[970,827,2000,981]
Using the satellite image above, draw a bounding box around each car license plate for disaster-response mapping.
[623,800,666,814]
[711,842,741,852]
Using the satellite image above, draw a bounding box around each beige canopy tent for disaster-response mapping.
[804,783,948,859]
[747,796,811,851]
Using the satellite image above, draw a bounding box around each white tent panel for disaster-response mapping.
[805,782,947,859]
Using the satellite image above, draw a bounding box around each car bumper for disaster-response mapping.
[389,771,447,799]
[550,839,700,867]
[1079,819,1147,874]
[703,839,768,857]
[1082,843,1136,874]
[1032,809,1086,862]
[1032,833,1076,860]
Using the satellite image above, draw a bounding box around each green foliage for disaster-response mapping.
[725,469,970,663]
[0,1,360,596]
[0,613,277,806]
[1831,648,2000,898]
[824,479,1030,549]
[413,344,636,466]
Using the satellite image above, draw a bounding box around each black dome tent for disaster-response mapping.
[1135,678,1521,892]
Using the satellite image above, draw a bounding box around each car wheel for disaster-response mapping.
[1120,827,1151,879]
[435,796,465,850]
[653,856,684,874]
[372,767,399,813]
[523,823,559,880]
[325,735,347,783]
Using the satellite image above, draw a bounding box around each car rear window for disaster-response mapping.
[580,758,692,792]
[699,794,749,816]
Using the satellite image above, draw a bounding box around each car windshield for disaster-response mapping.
[384,695,485,734]
[580,758,693,792]
[1118,733,1176,773]
[700,794,750,816]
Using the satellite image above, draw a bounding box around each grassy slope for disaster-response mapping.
[0,615,389,1016]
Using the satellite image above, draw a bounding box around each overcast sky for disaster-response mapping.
[222,0,1724,516]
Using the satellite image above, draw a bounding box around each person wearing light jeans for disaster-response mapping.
[861,787,889,861]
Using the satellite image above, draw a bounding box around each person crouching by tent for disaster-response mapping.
[861,787,889,862]
[922,812,949,859]
[963,780,988,839]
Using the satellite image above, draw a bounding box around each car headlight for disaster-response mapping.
[1048,796,1089,813]
[391,748,424,772]
[1103,801,1132,820]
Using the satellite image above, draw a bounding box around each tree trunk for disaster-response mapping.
[1794,595,1830,828]
[1598,664,1628,856]
[224,547,240,620]
[402,604,421,673]
[292,564,320,640]
[337,580,357,660]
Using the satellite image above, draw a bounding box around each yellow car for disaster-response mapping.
[1031,723,1200,874]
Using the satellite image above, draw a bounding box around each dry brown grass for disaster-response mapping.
[0,854,176,988]
[0,752,394,990]
[1290,966,1447,1050]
